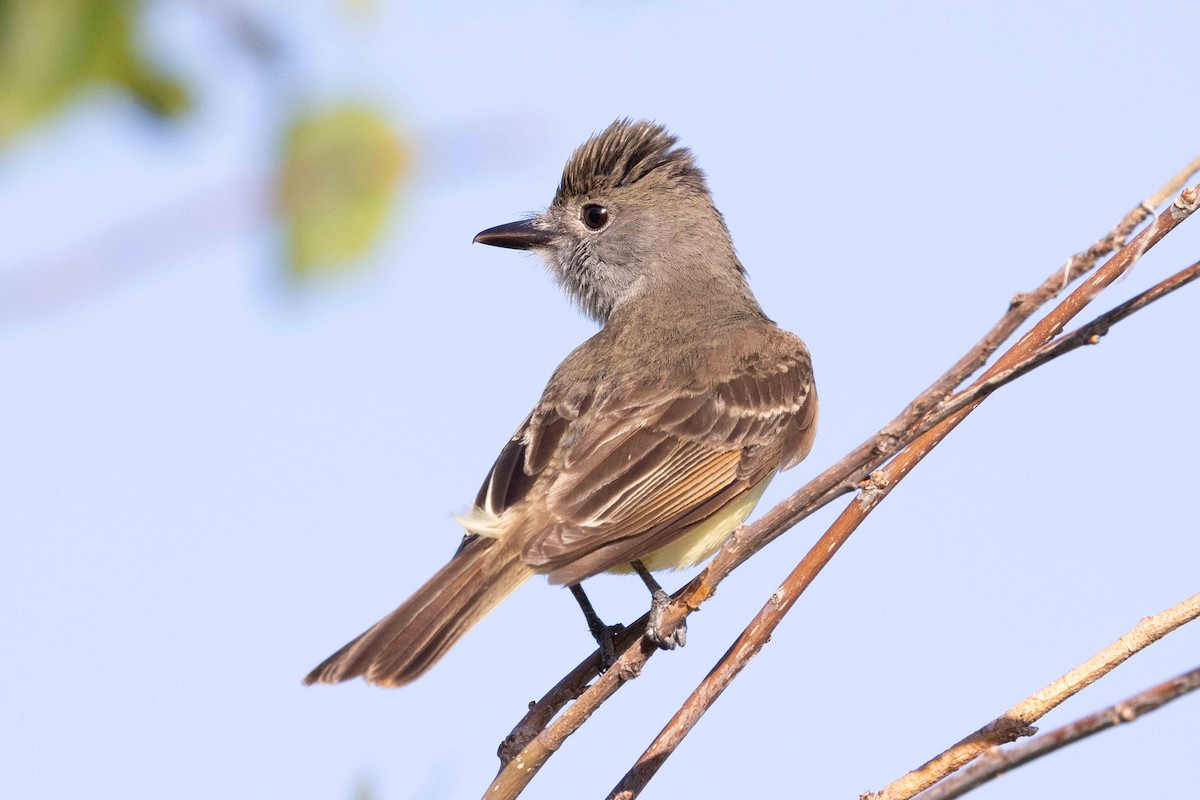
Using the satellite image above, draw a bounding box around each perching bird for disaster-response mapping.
[305,119,817,687]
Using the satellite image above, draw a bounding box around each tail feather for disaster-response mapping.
[304,537,533,687]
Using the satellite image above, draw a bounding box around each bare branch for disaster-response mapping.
[912,664,1200,800]
[867,593,1200,800]
[1146,156,1200,206]
[605,255,1200,800]
[485,168,1200,800]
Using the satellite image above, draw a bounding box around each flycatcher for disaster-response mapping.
[306,119,817,687]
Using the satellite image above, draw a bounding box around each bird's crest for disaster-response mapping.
[555,119,708,203]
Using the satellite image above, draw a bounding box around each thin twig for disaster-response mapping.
[913,664,1200,800]
[1146,156,1200,206]
[490,164,1199,769]
[485,170,1200,800]
[606,255,1200,800]
[868,593,1200,800]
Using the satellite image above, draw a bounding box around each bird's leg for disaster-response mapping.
[631,560,686,650]
[569,583,624,671]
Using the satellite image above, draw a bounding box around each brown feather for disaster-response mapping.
[525,447,743,573]
[476,324,818,583]
[303,537,533,687]
[545,477,754,586]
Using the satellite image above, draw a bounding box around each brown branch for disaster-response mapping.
[485,168,1200,800]
[898,254,1200,435]
[912,664,1200,800]
[868,593,1200,800]
[495,653,599,765]
[605,254,1200,799]
[1146,156,1200,206]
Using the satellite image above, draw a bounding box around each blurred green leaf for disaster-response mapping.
[278,106,409,279]
[0,0,190,143]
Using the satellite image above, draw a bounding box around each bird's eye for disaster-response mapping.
[581,204,609,231]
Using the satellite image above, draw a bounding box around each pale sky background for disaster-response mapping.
[2,2,1198,799]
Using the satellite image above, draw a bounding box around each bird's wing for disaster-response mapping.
[470,333,817,584]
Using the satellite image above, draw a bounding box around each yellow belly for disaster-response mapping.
[609,472,774,574]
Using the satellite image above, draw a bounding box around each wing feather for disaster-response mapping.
[464,328,817,581]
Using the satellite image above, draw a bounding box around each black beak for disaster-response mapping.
[473,219,552,250]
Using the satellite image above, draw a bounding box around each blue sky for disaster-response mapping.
[2,2,1198,798]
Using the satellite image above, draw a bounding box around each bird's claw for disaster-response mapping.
[644,589,686,650]
[594,623,625,672]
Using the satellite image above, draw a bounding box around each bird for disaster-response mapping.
[305,119,818,687]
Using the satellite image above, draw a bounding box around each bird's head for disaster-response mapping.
[474,119,745,323]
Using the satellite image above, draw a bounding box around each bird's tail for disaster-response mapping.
[304,537,533,687]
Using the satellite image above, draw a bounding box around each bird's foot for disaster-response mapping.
[591,622,626,672]
[570,582,626,671]
[644,588,686,650]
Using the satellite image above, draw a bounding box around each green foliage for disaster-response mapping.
[0,0,189,143]
[0,2,404,284]
[278,106,409,279]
